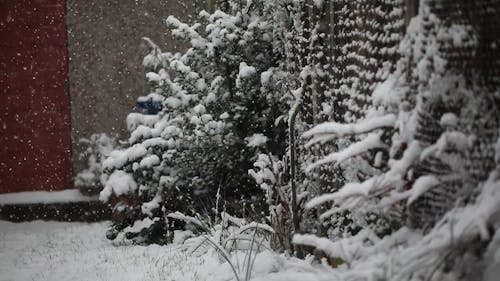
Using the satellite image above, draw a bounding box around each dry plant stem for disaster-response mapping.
[289,96,303,258]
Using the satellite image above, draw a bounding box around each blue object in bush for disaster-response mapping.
[137,96,163,114]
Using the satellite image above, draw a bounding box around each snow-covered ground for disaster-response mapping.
[0,190,98,205]
[0,221,329,281]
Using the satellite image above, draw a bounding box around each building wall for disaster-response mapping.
[0,0,72,193]
[66,0,206,180]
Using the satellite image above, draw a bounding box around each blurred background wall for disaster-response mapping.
[66,0,207,179]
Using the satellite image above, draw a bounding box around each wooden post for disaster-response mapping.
[405,0,419,26]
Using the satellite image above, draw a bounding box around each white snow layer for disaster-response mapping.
[102,143,148,170]
[246,133,269,147]
[260,69,273,85]
[0,221,216,281]
[306,133,387,172]
[139,155,161,168]
[99,170,138,202]
[312,0,324,9]
[238,62,256,78]
[407,175,440,205]
[305,177,377,209]
[0,189,97,205]
[126,113,160,132]
[0,221,335,281]
[303,114,396,146]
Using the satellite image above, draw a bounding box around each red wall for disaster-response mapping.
[0,0,72,193]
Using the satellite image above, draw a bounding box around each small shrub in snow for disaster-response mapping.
[74,133,120,195]
[173,211,273,281]
[249,153,294,253]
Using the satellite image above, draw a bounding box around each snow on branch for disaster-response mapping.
[407,175,440,205]
[301,174,500,279]
[142,37,164,70]
[166,15,209,51]
[374,140,422,192]
[305,177,377,209]
[420,131,475,161]
[306,133,388,172]
[126,113,159,132]
[377,175,441,208]
[102,143,148,170]
[303,114,396,146]
[221,211,246,227]
[306,140,426,213]
[99,170,138,202]
[293,229,380,262]
[142,195,162,217]
[167,212,208,231]
[238,222,275,234]
[142,37,161,53]
[391,177,500,280]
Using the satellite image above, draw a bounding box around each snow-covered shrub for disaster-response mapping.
[295,0,500,279]
[74,133,120,195]
[101,1,290,243]
[249,153,293,252]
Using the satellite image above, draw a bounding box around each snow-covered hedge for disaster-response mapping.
[295,1,500,279]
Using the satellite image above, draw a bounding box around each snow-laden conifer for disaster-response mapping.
[101,1,289,243]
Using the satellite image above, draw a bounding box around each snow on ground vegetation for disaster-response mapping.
[0,221,331,281]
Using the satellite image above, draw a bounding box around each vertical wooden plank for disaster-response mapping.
[405,0,419,26]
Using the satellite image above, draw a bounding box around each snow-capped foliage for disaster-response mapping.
[249,153,293,252]
[74,133,120,195]
[297,0,500,279]
[96,0,500,279]
[101,1,290,243]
